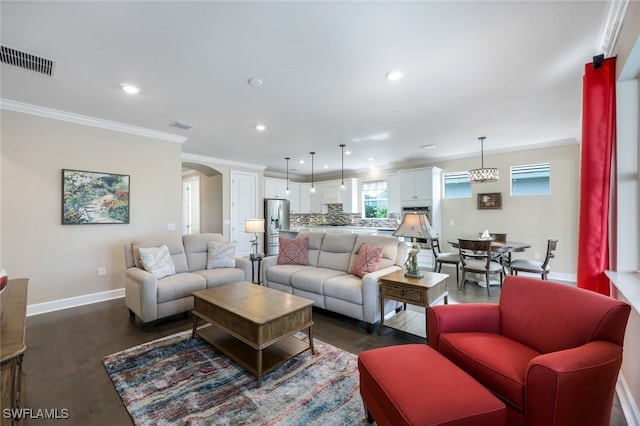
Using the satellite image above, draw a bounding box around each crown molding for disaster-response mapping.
[598,0,630,56]
[182,152,266,171]
[0,98,187,143]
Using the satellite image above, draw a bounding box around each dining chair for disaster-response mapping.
[510,239,558,280]
[458,238,504,297]
[431,237,461,283]
[478,232,509,272]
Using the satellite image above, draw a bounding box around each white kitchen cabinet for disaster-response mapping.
[400,168,433,204]
[386,173,402,215]
[288,182,301,213]
[299,183,312,213]
[264,177,289,199]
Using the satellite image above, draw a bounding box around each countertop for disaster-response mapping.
[280,226,396,235]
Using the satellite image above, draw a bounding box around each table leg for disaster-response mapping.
[256,349,263,388]
[191,313,198,338]
[308,325,315,354]
[378,295,385,336]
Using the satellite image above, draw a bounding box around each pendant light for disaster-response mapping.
[339,144,346,190]
[285,157,290,195]
[309,152,316,193]
[468,136,499,183]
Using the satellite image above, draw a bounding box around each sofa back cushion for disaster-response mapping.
[317,233,358,272]
[499,276,631,353]
[183,233,225,272]
[350,235,404,272]
[296,232,326,266]
[131,233,189,274]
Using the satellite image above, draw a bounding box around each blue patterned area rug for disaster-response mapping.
[103,329,367,425]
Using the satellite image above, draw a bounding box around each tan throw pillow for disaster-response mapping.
[139,245,175,279]
[207,241,237,269]
[353,243,384,278]
[277,237,309,265]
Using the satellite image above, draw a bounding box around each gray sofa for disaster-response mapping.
[262,231,407,332]
[124,233,251,325]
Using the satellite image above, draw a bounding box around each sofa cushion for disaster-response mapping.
[353,243,384,277]
[296,232,325,266]
[266,264,312,285]
[439,332,541,411]
[207,241,237,268]
[194,268,245,287]
[132,233,189,273]
[156,273,206,303]
[139,245,176,279]
[324,274,363,305]
[351,234,401,271]
[290,267,348,294]
[183,233,225,271]
[317,233,357,272]
[277,237,308,265]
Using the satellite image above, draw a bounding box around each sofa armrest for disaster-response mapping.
[261,255,278,285]
[125,267,159,323]
[525,341,623,426]
[361,265,402,325]
[427,303,500,351]
[234,257,252,282]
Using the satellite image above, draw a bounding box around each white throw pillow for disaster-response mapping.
[207,241,237,269]
[139,245,176,279]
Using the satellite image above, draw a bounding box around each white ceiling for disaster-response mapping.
[0,1,610,178]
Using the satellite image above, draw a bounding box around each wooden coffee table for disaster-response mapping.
[378,270,449,340]
[191,281,314,387]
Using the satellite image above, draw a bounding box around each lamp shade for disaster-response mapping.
[393,213,436,239]
[244,218,265,233]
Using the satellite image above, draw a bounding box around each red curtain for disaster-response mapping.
[576,57,616,295]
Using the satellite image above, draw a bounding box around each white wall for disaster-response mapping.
[1,110,183,305]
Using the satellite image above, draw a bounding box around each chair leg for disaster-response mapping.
[455,264,459,283]
[542,272,548,280]
[485,272,491,297]
[459,269,466,290]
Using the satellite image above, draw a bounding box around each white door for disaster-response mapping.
[231,171,259,257]
[183,176,201,235]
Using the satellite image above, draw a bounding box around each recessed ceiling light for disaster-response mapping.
[323,164,328,169]
[248,78,263,87]
[121,83,139,94]
[345,150,352,155]
[256,124,266,131]
[368,157,374,161]
[385,70,404,81]
[299,159,305,164]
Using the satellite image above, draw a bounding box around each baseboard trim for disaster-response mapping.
[27,288,125,317]
[617,373,640,426]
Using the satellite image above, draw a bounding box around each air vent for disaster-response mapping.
[0,45,56,77]
[170,121,196,130]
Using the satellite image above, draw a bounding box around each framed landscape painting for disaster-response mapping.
[62,169,130,224]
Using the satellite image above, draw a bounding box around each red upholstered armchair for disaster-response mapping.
[428,276,631,426]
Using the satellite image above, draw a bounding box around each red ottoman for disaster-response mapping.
[358,344,506,426]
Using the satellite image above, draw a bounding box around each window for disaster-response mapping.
[444,172,472,198]
[362,180,388,218]
[511,163,550,196]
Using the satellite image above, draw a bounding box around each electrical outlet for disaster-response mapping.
[98,267,106,277]
[534,252,541,260]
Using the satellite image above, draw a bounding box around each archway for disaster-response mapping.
[182,162,223,234]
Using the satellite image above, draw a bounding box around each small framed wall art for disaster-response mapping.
[62,169,130,224]
[477,192,502,210]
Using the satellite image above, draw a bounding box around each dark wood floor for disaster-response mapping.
[22,272,627,425]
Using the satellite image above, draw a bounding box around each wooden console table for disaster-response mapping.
[1,278,28,426]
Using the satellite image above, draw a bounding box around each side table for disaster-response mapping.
[249,254,262,285]
[378,270,448,340]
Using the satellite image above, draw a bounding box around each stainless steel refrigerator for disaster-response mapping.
[264,198,290,256]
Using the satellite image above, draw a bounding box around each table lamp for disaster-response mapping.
[393,213,436,278]
[244,218,265,260]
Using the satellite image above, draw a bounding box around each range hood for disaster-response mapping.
[321,186,341,204]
